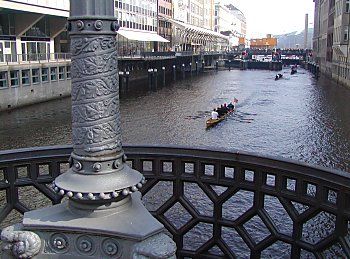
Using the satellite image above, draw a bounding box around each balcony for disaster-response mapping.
[0,145,349,258]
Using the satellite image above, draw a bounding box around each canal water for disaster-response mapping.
[1,68,349,172]
[0,68,349,257]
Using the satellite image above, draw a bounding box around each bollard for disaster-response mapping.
[119,71,124,93]
[162,66,166,86]
[195,61,198,74]
[189,62,192,76]
[173,65,176,81]
[182,63,185,79]
[153,68,158,90]
[125,71,130,92]
[148,68,153,90]
[229,60,231,71]
[216,60,218,71]
[202,60,205,72]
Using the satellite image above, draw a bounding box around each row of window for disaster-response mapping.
[0,66,71,88]
[115,2,157,17]
[159,6,172,16]
[119,21,157,31]
[158,21,172,29]
[115,11,157,31]
[334,25,349,43]
[335,0,350,16]
[190,3,204,16]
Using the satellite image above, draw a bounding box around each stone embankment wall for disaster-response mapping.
[0,62,72,111]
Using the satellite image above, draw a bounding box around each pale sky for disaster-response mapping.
[233,0,315,39]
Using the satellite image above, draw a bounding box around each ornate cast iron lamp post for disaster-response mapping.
[1,0,176,258]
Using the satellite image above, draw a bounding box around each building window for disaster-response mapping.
[10,70,19,87]
[50,67,57,81]
[22,70,30,86]
[66,66,71,79]
[32,69,40,84]
[42,68,49,82]
[346,0,350,13]
[59,66,65,80]
[344,26,349,41]
[0,71,8,88]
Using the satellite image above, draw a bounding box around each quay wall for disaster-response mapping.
[0,62,71,111]
[0,55,206,111]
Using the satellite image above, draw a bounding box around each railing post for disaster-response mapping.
[162,66,166,86]
[182,63,185,79]
[1,1,176,258]
[153,68,158,90]
[173,64,176,81]
[119,71,124,93]
[125,70,130,92]
[148,68,153,90]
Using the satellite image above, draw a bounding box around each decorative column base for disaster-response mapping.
[2,193,176,258]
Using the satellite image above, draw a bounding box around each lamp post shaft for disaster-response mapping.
[1,1,176,258]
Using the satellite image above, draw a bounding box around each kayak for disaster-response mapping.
[206,109,234,128]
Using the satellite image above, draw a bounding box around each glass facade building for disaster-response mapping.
[0,0,69,63]
[114,0,160,53]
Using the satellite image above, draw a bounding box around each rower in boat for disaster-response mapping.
[275,73,283,80]
[211,109,219,120]
[206,98,238,128]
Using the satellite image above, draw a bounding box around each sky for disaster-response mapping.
[232,0,315,39]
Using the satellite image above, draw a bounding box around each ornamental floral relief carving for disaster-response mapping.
[71,37,117,56]
[71,77,118,102]
[73,121,121,147]
[71,53,118,78]
[72,98,119,123]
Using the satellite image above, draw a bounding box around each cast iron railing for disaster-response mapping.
[0,145,349,258]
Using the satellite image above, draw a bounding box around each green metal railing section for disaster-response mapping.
[0,145,349,258]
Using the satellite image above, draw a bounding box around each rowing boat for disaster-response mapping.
[206,109,234,128]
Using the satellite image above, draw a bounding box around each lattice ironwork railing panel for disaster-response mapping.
[0,145,349,258]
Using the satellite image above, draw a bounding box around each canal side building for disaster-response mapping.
[250,34,278,50]
[313,0,350,87]
[214,2,247,48]
[114,0,171,54]
[0,0,69,62]
[158,0,173,50]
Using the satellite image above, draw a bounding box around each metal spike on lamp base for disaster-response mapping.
[1,0,176,258]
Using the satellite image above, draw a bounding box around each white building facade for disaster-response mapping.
[173,0,214,30]
[214,2,246,47]
[0,0,69,62]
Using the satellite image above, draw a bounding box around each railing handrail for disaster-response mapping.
[1,144,348,185]
[0,53,72,66]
